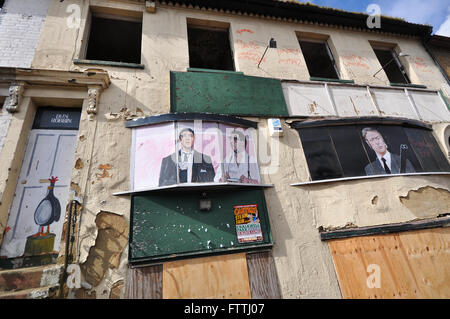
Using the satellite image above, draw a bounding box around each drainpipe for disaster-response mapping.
[59,198,80,298]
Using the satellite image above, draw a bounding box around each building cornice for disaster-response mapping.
[155,0,432,39]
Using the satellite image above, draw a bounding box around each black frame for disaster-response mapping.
[290,117,450,182]
[126,112,258,129]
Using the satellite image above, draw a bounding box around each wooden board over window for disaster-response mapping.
[329,227,450,299]
[162,253,251,299]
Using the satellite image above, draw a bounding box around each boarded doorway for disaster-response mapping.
[0,108,81,268]
[329,227,450,298]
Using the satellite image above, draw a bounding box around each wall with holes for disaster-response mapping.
[25,0,450,299]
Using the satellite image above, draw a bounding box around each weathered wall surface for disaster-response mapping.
[0,110,12,154]
[0,0,51,68]
[427,43,450,79]
[28,0,450,299]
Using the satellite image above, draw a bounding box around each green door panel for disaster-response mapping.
[129,188,273,264]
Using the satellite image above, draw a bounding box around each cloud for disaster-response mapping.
[436,14,450,36]
[379,0,446,25]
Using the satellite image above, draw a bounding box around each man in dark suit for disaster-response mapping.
[159,128,216,186]
[362,127,415,176]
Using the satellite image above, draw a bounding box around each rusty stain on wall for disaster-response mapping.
[349,97,360,115]
[308,101,318,114]
[95,164,113,180]
[399,187,450,217]
[80,211,129,288]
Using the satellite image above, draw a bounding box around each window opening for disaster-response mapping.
[187,24,234,71]
[373,48,410,84]
[299,39,340,79]
[85,15,142,64]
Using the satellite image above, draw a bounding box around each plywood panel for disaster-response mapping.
[372,88,419,119]
[410,90,450,122]
[329,86,378,117]
[162,253,251,299]
[246,251,281,299]
[124,265,163,299]
[282,82,336,116]
[329,227,450,299]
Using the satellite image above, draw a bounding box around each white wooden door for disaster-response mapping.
[0,129,78,258]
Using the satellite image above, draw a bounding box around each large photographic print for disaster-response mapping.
[132,120,262,190]
[133,122,176,190]
[361,126,419,176]
[297,123,449,182]
[219,124,261,184]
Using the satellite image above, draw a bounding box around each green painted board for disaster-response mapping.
[129,188,273,264]
[170,70,289,117]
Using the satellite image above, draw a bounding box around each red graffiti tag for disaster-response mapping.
[236,29,254,35]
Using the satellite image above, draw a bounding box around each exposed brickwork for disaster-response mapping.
[0,0,51,68]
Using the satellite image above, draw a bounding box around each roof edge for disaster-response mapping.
[159,0,433,38]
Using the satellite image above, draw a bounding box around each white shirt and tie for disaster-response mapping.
[376,151,392,174]
[179,150,193,183]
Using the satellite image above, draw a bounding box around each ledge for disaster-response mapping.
[125,112,259,128]
[0,68,111,89]
[113,182,274,196]
[288,116,432,130]
[129,244,274,267]
[309,77,355,84]
[320,216,450,241]
[73,59,145,69]
[290,172,450,187]
[390,82,427,89]
[187,68,244,75]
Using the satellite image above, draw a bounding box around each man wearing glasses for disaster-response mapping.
[362,127,415,176]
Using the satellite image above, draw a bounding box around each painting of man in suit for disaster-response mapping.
[362,127,415,176]
[159,127,216,186]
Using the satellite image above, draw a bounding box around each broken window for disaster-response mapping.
[85,15,142,64]
[187,22,234,71]
[373,47,410,84]
[299,39,340,79]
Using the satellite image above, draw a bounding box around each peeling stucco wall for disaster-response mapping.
[399,187,450,217]
[78,211,128,298]
[26,0,450,299]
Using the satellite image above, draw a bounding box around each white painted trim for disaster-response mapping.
[290,172,450,187]
[113,182,274,195]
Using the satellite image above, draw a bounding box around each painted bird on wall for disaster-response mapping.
[33,176,61,237]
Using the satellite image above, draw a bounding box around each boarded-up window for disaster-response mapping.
[329,227,450,298]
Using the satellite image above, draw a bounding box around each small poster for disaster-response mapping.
[234,204,263,244]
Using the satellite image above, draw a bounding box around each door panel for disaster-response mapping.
[0,129,78,258]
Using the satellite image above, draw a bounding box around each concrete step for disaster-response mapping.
[0,284,59,299]
[0,264,62,293]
